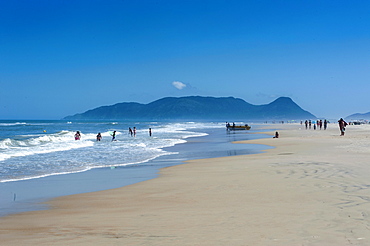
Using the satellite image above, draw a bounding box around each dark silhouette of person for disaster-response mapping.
[338,118,347,136]
[74,131,81,140]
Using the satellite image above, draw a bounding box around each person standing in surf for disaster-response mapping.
[74,131,81,140]
[96,133,102,141]
[149,128,152,137]
[112,131,116,141]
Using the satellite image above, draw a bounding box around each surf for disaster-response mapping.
[0,120,224,183]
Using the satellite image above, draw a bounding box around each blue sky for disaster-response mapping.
[1,0,370,120]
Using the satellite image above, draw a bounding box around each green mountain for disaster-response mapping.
[64,96,316,120]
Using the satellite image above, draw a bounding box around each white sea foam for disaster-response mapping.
[0,131,94,162]
[0,121,224,183]
[0,122,27,126]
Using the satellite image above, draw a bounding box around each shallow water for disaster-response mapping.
[0,121,272,216]
[0,120,221,182]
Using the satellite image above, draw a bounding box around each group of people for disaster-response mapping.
[303,119,328,130]
[303,118,348,136]
[73,118,349,142]
[74,127,152,141]
[128,127,136,137]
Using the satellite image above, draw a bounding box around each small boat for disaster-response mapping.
[226,125,251,130]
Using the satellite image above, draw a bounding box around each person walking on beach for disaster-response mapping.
[96,133,102,141]
[305,120,308,129]
[338,118,347,136]
[74,131,81,140]
[324,119,328,130]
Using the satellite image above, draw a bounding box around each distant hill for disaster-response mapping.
[63,96,316,120]
[346,112,370,120]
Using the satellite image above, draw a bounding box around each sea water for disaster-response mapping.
[0,120,271,216]
[0,120,226,183]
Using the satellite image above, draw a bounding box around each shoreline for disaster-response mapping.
[0,126,270,217]
[2,123,370,245]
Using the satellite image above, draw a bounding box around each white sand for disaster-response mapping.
[1,123,370,245]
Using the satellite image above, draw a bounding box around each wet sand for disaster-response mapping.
[1,123,370,245]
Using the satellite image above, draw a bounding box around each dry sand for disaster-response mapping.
[1,123,370,245]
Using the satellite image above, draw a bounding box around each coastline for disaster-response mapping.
[0,126,269,217]
[2,123,370,245]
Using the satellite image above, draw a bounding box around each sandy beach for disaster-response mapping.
[1,123,370,245]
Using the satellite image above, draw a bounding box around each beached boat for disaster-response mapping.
[226,125,251,130]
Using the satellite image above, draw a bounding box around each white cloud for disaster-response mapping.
[172,81,186,90]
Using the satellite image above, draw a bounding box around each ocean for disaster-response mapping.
[0,120,271,216]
